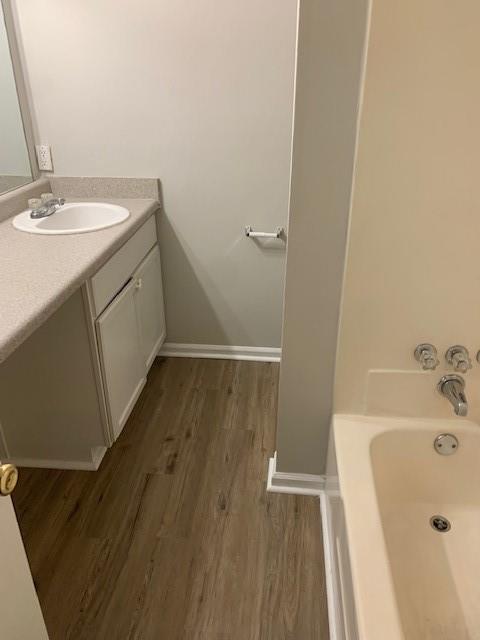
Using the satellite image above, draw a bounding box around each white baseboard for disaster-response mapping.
[159,342,281,362]
[266,452,325,495]
[9,446,107,471]
[90,446,107,470]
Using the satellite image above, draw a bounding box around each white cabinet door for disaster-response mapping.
[133,245,166,371]
[96,279,146,440]
[0,490,48,639]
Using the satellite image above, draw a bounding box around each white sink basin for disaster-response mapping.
[13,202,130,235]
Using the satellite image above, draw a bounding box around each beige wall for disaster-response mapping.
[276,0,369,474]
[14,0,298,348]
[336,0,480,421]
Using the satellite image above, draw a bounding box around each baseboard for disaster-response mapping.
[90,446,108,470]
[266,452,325,495]
[159,342,281,362]
[9,446,107,471]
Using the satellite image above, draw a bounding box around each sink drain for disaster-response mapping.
[430,515,451,532]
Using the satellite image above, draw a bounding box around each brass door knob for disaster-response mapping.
[0,464,18,496]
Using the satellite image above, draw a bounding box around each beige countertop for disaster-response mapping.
[0,197,159,364]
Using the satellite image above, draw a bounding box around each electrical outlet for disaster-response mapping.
[35,144,53,171]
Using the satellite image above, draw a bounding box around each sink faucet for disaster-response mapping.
[437,374,468,417]
[30,198,65,219]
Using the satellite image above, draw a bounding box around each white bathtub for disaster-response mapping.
[332,414,480,640]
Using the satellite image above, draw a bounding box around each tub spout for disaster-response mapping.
[437,375,468,417]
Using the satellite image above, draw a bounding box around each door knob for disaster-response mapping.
[0,464,18,496]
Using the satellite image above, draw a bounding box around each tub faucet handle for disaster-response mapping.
[445,345,472,374]
[414,343,439,371]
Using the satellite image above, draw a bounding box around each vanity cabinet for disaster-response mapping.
[0,212,166,469]
[88,215,166,443]
[95,244,166,440]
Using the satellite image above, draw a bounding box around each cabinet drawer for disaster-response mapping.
[90,215,157,316]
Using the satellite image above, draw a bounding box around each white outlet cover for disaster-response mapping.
[35,144,53,171]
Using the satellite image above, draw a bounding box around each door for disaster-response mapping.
[96,279,146,440]
[0,464,48,639]
[133,245,166,371]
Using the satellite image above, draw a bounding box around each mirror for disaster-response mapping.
[0,1,34,195]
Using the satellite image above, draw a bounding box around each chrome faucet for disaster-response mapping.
[437,374,468,417]
[30,198,65,219]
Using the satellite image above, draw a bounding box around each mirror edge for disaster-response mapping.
[1,0,39,185]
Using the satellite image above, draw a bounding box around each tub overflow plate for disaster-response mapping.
[434,433,458,455]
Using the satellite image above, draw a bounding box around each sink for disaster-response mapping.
[13,202,130,235]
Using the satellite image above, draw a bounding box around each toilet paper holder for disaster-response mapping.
[245,225,283,239]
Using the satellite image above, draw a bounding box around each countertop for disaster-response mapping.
[0,198,159,364]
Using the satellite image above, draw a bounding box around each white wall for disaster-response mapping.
[275,0,369,474]
[336,0,480,423]
[0,2,30,176]
[14,0,297,347]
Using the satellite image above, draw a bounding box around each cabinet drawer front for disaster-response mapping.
[91,214,157,316]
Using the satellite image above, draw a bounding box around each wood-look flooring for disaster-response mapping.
[13,358,329,640]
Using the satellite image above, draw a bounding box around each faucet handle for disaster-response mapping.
[445,345,472,374]
[414,343,439,370]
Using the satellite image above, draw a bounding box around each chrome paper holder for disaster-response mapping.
[245,225,283,239]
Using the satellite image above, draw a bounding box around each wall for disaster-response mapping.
[336,0,480,422]
[14,0,297,348]
[275,0,369,474]
[0,2,30,176]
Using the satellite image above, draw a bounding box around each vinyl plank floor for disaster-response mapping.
[12,357,329,640]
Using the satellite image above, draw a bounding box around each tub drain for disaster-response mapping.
[430,515,451,532]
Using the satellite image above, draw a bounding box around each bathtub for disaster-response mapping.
[332,414,480,640]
